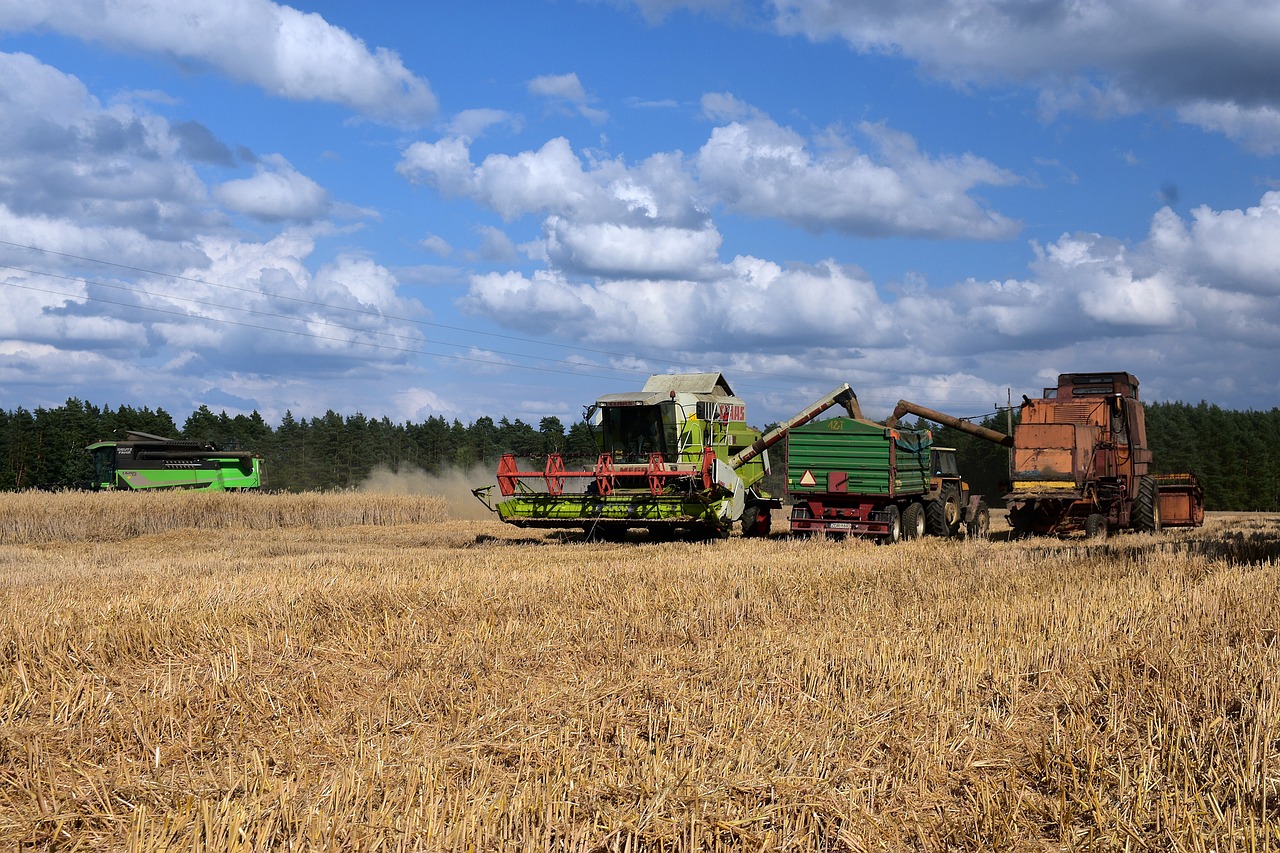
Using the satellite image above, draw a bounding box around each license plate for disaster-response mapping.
[827,522,852,530]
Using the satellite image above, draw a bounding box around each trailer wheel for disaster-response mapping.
[903,502,925,540]
[966,502,991,540]
[1133,477,1162,532]
[879,504,902,544]
[1085,513,1108,540]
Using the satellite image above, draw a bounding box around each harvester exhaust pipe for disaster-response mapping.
[885,399,1014,448]
[729,384,862,470]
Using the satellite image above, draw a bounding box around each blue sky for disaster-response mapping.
[2,0,1279,431]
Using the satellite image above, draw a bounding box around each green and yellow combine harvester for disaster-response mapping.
[473,373,861,539]
[86,431,264,491]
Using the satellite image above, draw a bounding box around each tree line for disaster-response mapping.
[0,398,1276,511]
[0,399,598,494]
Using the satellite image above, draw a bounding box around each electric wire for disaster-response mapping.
[0,238,889,390]
[0,276,661,383]
[0,262,661,383]
[0,239,1012,409]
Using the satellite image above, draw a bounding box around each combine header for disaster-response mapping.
[86,431,264,491]
[473,373,860,539]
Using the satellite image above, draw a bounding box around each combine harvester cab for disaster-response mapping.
[474,373,859,540]
[86,431,264,491]
[1005,372,1204,537]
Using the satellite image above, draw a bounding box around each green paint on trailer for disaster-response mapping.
[787,418,932,497]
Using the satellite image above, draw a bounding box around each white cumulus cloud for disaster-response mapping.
[529,72,608,124]
[696,112,1022,239]
[214,155,332,222]
[0,0,437,126]
[399,99,1021,288]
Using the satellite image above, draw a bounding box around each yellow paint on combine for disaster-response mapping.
[1013,480,1077,490]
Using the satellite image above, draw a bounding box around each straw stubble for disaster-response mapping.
[1,493,1277,850]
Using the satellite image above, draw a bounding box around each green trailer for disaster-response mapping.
[787,417,936,541]
[86,431,264,491]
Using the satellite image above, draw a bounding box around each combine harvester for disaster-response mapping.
[86,431,265,491]
[473,373,859,539]
[887,371,1204,538]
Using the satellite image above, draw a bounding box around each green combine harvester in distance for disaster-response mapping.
[473,373,860,539]
[86,431,265,491]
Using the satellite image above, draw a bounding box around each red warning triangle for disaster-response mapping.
[799,470,816,486]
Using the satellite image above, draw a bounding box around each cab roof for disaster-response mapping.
[596,372,741,408]
[641,372,735,397]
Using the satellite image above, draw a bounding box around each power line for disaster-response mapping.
[0,239,840,388]
[0,262,659,382]
[0,277,651,383]
[0,238,1010,408]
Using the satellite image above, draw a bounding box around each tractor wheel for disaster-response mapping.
[927,487,961,537]
[966,502,991,540]
[903,502,926,540]
[1085,513,1108,540]
[879,504,902,545]
[1133,477,1162,533]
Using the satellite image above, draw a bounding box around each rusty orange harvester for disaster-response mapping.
[1004,371,1204,537]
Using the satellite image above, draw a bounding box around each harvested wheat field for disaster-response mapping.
[1,492,1278,851]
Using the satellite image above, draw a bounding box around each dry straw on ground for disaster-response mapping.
[1,492,1277,851]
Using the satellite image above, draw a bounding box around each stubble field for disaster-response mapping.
[1,491,1278,851]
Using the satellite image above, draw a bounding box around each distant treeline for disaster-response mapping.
[1,398,1277,511]
[0,400,597,494]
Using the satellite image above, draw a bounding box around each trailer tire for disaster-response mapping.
[903,502,925,540]
[1134,477,1162,533]
[927,487,961,537]
[879,504,902,544]
[966,502,991,540]
[1085,513,1108,540]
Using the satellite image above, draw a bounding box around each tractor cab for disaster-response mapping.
[931,447,960,479]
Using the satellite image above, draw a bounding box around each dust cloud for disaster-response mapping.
[357,464,497,520]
